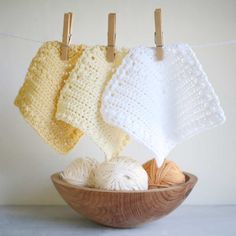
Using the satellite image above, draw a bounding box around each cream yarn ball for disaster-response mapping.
[61,157,98,187]
[94,156,148,191]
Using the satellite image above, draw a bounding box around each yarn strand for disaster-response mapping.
[0,32,43,43]
[1,32,236,48]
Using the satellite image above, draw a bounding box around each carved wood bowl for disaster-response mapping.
[51,172,197,228]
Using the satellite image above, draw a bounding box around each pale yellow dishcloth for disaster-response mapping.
[15,41,85,153]
[56,46,130,159]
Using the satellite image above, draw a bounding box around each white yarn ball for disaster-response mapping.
[94,156,148,191]
[61,157,98,187]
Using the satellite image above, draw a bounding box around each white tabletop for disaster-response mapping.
[0,205,235,236]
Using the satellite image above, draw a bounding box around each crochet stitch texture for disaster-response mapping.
[56,46,130,159]
[101,45,225,166]
[15,41,85,153]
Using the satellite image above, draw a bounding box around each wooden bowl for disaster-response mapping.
[51,172,197,228]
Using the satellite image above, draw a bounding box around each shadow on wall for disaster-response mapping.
[0,100,71,204]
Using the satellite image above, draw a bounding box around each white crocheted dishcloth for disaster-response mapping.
[101,45,226,166]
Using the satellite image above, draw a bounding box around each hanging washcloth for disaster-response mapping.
[15,41,85,153]
[56,46,130,160]
[101,45,226,166]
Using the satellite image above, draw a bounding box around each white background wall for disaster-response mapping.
[0,0,235,205]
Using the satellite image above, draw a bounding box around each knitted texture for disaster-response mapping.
[15,41,85,153]
[56,46,129,159]
[101,45,226,166]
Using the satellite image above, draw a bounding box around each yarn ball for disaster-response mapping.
[61,157,98,187]
[142,158,158,186]
[94,156,148,191]
[143,159,185,189]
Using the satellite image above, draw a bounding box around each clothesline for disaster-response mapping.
[0,32,236,48]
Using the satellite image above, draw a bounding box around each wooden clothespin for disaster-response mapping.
[61,12,73,60]
[107,13,116,62]
[154,9,164,60]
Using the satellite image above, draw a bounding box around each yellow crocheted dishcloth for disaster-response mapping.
[56,46,130,159]
[14,41,85,153]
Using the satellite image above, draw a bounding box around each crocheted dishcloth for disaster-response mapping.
[56,46,130,160]
[15,41,85,153]
[101,45,226,166]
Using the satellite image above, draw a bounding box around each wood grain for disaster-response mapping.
[154,8,164,60]
[51,172,197,228]
[61,12,72,60]
[107,13,116,62]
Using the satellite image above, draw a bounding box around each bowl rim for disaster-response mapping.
[51,172,197,193]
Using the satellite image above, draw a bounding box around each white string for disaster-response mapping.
[0,32,43,43]
[1,32,236,48]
